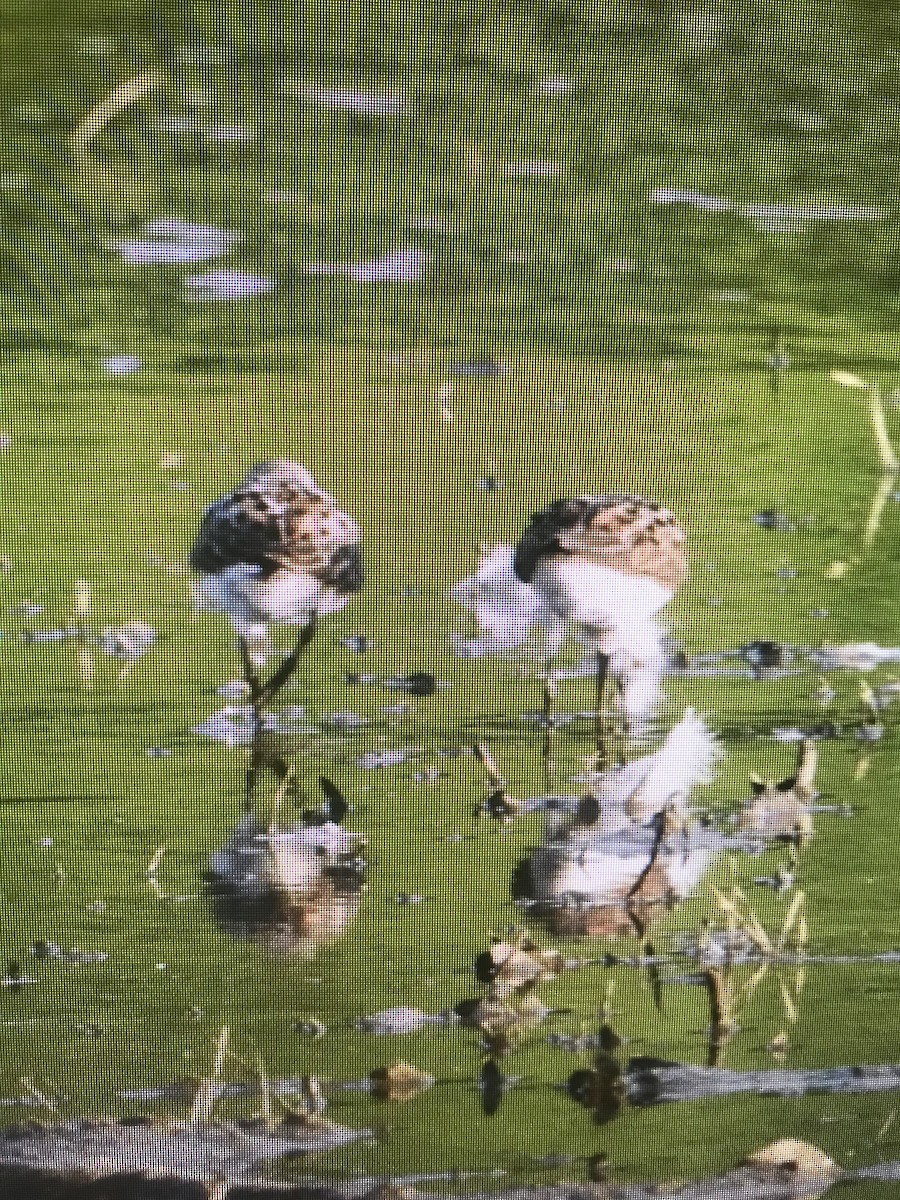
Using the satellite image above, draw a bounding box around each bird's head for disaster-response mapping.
[240,460,327,498]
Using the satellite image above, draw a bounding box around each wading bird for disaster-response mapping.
[513,495,687,750]
[190,461,363,711]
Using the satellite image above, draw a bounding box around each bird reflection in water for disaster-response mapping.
[205,780,366,956]
[516,708,723,939]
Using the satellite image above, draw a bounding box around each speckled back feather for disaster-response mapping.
[514,495,687,590]
[190,462,363,592]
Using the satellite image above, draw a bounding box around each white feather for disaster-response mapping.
[531,709,722,907]
[590,617,670,726]
[530,559,672,624]
[450,544,566,658]
[194,565,348,663]
[618,707,720,822]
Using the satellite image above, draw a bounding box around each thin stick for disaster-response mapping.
[542,670,557,725]
[190,1024,229,1124]
[594,652,609,768]
[474,742,504,786]
[864,470,898,549]
[20,1076,57,1114]
[876,1109,897,1145]
[71,70,161,156]
[777,890,807,952]
[778,976,799,1025]
[703,967,735,1065]
[870,387,900,473]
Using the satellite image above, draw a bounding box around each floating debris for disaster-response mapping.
[740,641,792,678]
[354,1007,457,1035]
[385,672,440,696]
[751,509,796,531]
[752,866,796,892]
[357,748,420,769]
[297,86,404,114]
[478,472,502,492]
[856,723,885,742]
[650,187,731,212]
[19,628,78,644]
[294,1018,327,1038]
[322,711,369,730]
[448,359,508,377]
[0,1116,375,1182]
[504,160,561,176]
[813,677,836,706]
[183,271,274,299]
[369,1061,435,1102]
[102,355,142,376]
[651,187,885,230]
[413,766,441,783]
[99,621,155,672]
[111,221,240,265]
[341,634,372,653]
[192,705,315,746]
[217,679,250,699]
[30,942,108,966]
[546,1032,604,1053]
[306,249,425,282]
[15,603,43,618]
[0,961,34,989]
[807,642,900,671]
[772,723,843,743]
[825,560,850,579]
[534,75,574,94]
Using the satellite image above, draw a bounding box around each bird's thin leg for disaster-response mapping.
[614,677,628,768]
[239,637,266,733]
[542,668,557,725]
[594,652,610,770]
[542,669,558,788]
[244,751,260,813]
[259,613,318,706]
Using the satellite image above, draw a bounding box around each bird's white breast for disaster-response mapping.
[530,559,672,624]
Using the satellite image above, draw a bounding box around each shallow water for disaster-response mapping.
[6,0,900,1193]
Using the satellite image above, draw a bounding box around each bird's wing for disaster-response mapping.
[515,496,687,588]
[190,486,361,584]
[555,498,688,589]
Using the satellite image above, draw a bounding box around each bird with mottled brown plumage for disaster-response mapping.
[191,460,363,709]
[514,495,687,737]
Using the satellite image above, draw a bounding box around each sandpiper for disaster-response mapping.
[190,460,363,710]
[513,494,687,753]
